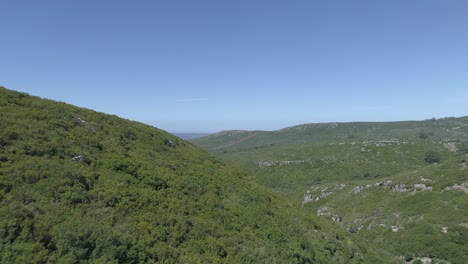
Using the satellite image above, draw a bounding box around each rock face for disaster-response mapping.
[304,180,434,206]
[392,183,408,192]
[445,183,468,194]
[255,160,310,168]
[354,186,364,194]
[165,139,175,148]
[317,206,342,222]
[413,183,432,191]
[72,155,84,162]
[302,184,346,205]
[353,181,432,194]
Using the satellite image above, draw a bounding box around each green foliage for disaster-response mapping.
[424,151,441,164]
[0,87,379,263]
[418,131,429,139]
[193,114,468,263]
[458,142,468,155]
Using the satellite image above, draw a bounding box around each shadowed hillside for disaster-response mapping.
[0,87,392,263]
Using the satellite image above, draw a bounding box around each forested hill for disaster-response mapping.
[0,87,388,263]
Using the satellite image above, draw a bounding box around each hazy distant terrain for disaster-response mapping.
[193,118,468,263]
[172,132,212,140]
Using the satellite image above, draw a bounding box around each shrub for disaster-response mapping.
[424,151,440,164]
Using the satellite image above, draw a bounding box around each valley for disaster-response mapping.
[1,86,466,263]
[193,118,468,263]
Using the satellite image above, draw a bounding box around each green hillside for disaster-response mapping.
[193,118,468,263]
[193,118,468,151]
[0,87,390,263]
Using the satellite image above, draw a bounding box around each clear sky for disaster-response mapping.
[1,0,468,132]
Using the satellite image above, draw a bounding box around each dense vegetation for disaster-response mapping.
[193,117,468,263]
[0,87,390,263]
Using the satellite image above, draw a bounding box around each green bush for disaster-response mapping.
[424,151,441,164]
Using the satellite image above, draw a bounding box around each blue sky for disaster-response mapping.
[1,0,468,132]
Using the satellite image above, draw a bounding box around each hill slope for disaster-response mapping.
[193,118,468,151]
[192,119,468,263]
[0,87,388,263]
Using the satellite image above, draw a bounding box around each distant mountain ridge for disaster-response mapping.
[172,132,212,140]
[193,117,468,151]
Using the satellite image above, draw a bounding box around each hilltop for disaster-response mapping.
[192,118,468,263]
[193,118,468,150]
[0,87,388,263]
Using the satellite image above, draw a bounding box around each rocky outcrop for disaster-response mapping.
[165,139,175,148]
[413,183,432,191]
[255,160,311,168]
[445,183,468,194]
[77,117,89,125]
[302,184,346,205]
[353,186,364,194]
[72,155,84,162]
[443,142,458,152]
[76,117,96,132]
[354,181,432,194]
[317,206,342,222]
[392,183,408,192]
